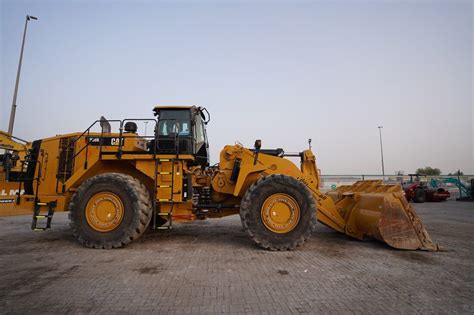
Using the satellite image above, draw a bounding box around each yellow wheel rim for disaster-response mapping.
[85,192,124,232]
[261,193,300,234]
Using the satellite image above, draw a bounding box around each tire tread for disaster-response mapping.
[240,174,317,251]
[69,173,152,249]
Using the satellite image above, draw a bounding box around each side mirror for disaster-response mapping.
[254,139,261,151]
[253,139,261,165]
[198,107,211,124]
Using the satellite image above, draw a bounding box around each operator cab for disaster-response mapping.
[153,106,210,166]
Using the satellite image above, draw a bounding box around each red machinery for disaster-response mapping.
[403,174,450,203]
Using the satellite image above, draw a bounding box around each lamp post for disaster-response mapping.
[7,15,38,135]
[378,126,385,179]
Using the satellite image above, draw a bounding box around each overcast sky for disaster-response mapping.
[1,0,472,174]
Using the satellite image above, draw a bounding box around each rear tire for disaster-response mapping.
[69,173,152,249]
[240,174,317,250]
[413,188,426,203]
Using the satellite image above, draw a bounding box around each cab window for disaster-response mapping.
[195,115,205,144]
[157,110,191,137]
[159,121,190,136]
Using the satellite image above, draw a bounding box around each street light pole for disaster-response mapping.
[7,15,38,135]
[378,126,385,179]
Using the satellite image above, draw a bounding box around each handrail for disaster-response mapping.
[117,119,158,159]
[70,118,158,171]
[71,119,122,161]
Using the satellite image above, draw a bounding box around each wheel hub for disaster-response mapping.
[85,192,124,232]
[261,193,300,233]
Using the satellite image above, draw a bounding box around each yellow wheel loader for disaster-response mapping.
[0,131,31,216]
[0,106,439,250]
[0,130,30,178]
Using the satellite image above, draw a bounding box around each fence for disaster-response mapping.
[319,174,474,199]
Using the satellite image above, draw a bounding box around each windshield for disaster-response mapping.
[158,120,190,136]
[157,110,191,136]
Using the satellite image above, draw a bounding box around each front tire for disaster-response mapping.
[69,173,152,249]
[240,174,317,250]
[413,188,426,203]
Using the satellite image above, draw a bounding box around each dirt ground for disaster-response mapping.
[0,201,472,314]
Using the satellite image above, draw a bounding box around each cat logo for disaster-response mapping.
[86,137,123,146]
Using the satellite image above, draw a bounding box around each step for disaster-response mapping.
[31,201,56,231]
[34,215,53,219]
[157,226,172,230]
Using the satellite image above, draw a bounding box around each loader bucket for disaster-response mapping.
[325,182,440,251]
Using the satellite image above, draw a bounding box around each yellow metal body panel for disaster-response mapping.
[211,144,346,232]
[0,182,27,216]
[0,130,196,217]
[0,130,30,152]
